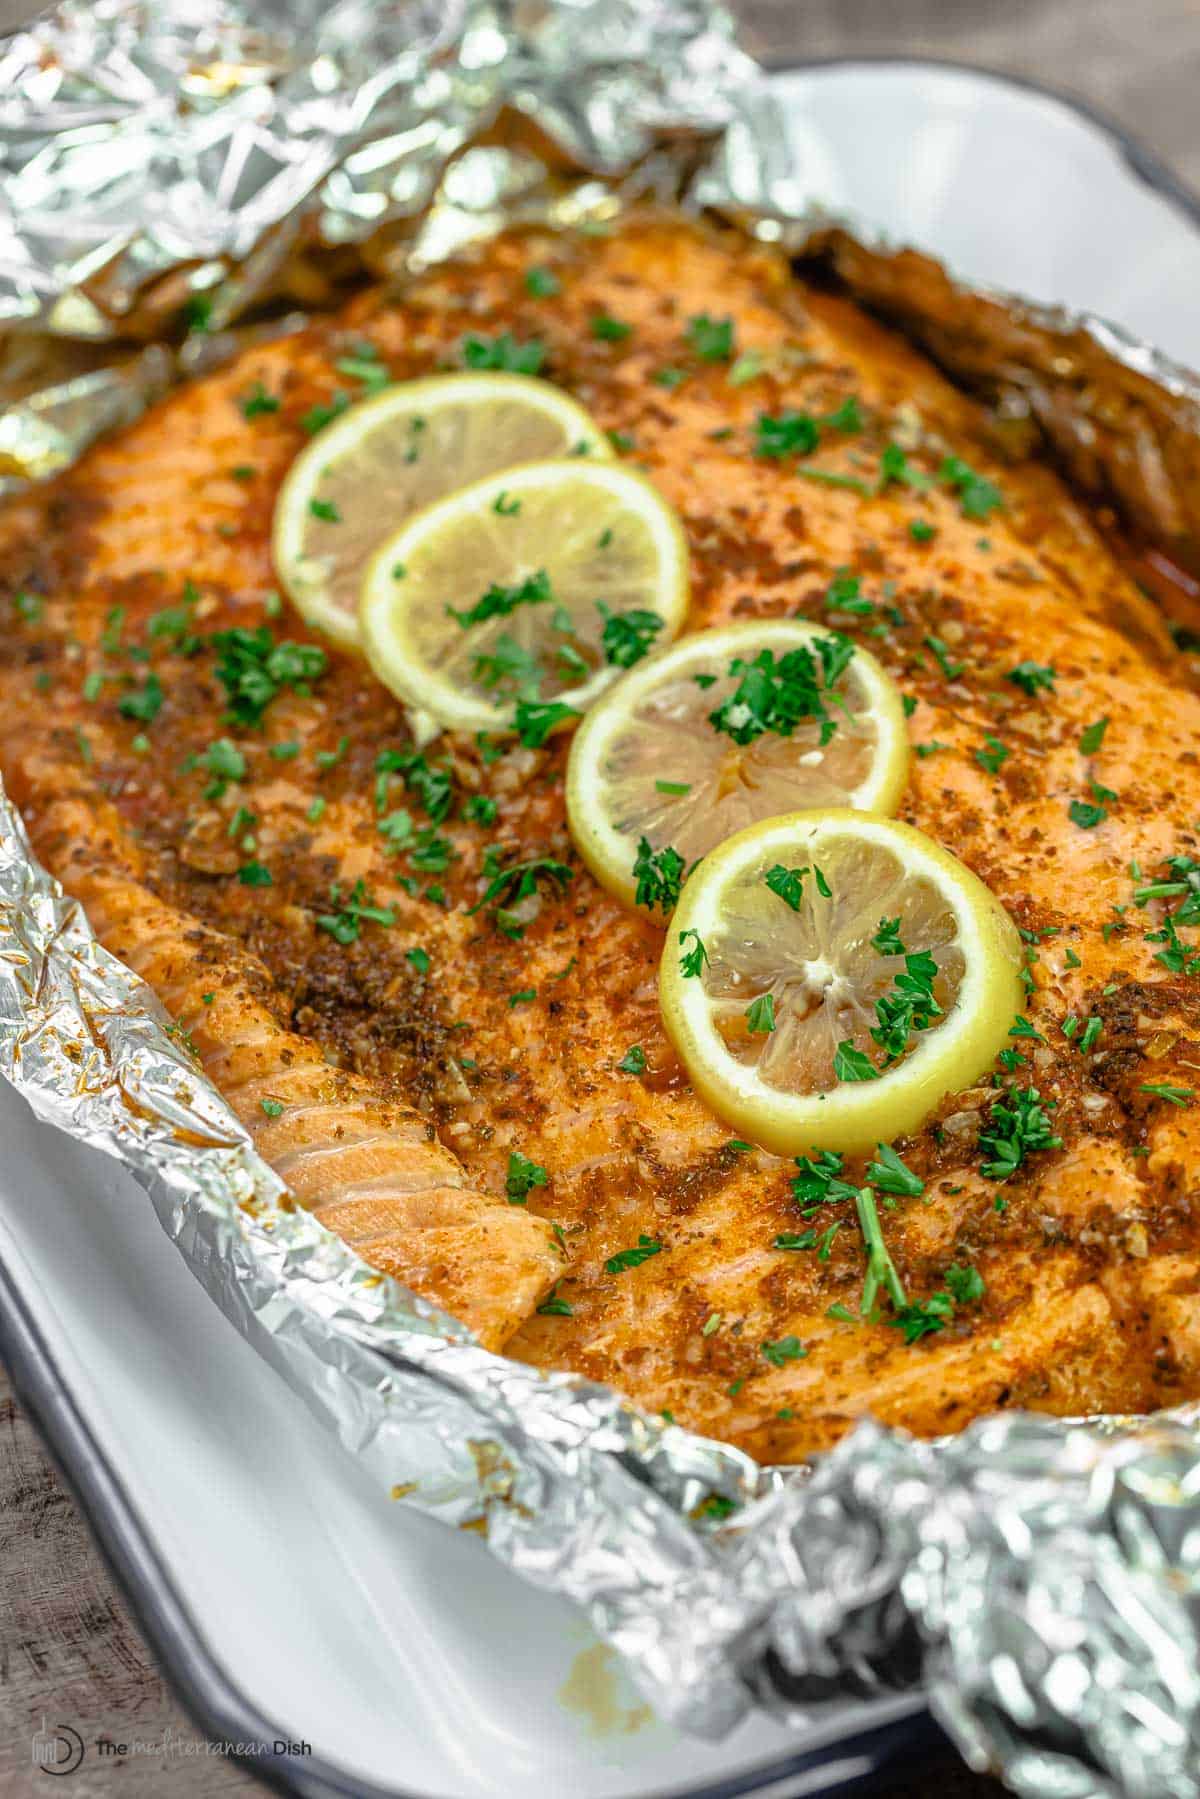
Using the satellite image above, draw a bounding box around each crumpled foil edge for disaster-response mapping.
[4,4,1200,1795]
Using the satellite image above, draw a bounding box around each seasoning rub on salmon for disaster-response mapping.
[3,213,1200,1461]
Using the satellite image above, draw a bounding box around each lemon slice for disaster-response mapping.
[566,620,910,912]
[273,374,611,650]
[659,810,1022,1155]
[359,459,690,738]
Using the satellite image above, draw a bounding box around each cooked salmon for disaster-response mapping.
[3,213,1200,1460]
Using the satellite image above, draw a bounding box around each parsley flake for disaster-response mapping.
[709,636,854,746]
[599,603,663,668]
[633,837,686,913]
[745,993,776,1033]
[754,410,818,460]
[316,880,396,945]
[461,333,544,374]
[505,1151,549,1203]
[605,1234,663,1274]
[678,928,708,978]
[449,567,552,629]
[686,314,735,362]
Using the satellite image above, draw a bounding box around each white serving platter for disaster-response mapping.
[2,58,1197,1799]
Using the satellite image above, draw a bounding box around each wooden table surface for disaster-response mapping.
[1,2,1196,1795]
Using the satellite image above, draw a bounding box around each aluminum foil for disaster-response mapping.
[4,3,1200,1795]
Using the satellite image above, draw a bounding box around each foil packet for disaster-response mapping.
[3,3,1200,1795]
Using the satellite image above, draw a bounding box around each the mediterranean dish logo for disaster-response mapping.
[32,1719,311,1776]
[30,1722,84,1777]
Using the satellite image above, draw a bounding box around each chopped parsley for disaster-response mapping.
[824,570,873,614]
[238,860,272,887]
[1080,717,1109,754]
[895,1275,986,1341]
[537,1286,573,1316]
[908,519,936,543]
[461,333,544,375]
[210,628,328,727]
[924,634,965,681]
[685,314,735,362]
[978,1085,1062,1179]
[867,1143,924,1198]
[824,396,863,433]
[590,312,631,342]
[728,350,765,386]
[709,636,854,746]
[335,343,388,392]
[754,410,818,460]
[975,736,1011,775]
[117,673,164,724]
[1068,798,1107,829]
[467,852,574,938]
[761,1335,807,1367]
[605,1234,663,1274]
[869,939,942,1064]
[632,837,686,913]
[878,443,930,492]
[238,382,279,419]
[302,392,351,435]
[473,634,540,695]
[887,1291,954,1343]
[599,605,664,668]
[939,455,1003,519]
[449,567,552,628]
[745,993,776,1034]
[514,697,579,747]
[617,1046,646,1075]
[834,1041,878,1082]
[316,879,396,945]
[374,749,453,822]
[678,928,708,978]
[791,1150,860,1212]
[506,1151,549,1203]
[1139,1082,1194,1107]
[1007,660,1056,697]
[796,468,873,496]
[463,794,498,826]
[871,917,905,957]
[524,266,561,297]
[765,863,815,911]
[192,737,246,799]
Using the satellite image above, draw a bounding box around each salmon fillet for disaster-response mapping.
[3,213,1200,1461]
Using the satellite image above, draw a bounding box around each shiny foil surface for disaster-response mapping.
[2,4,1200,1794]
